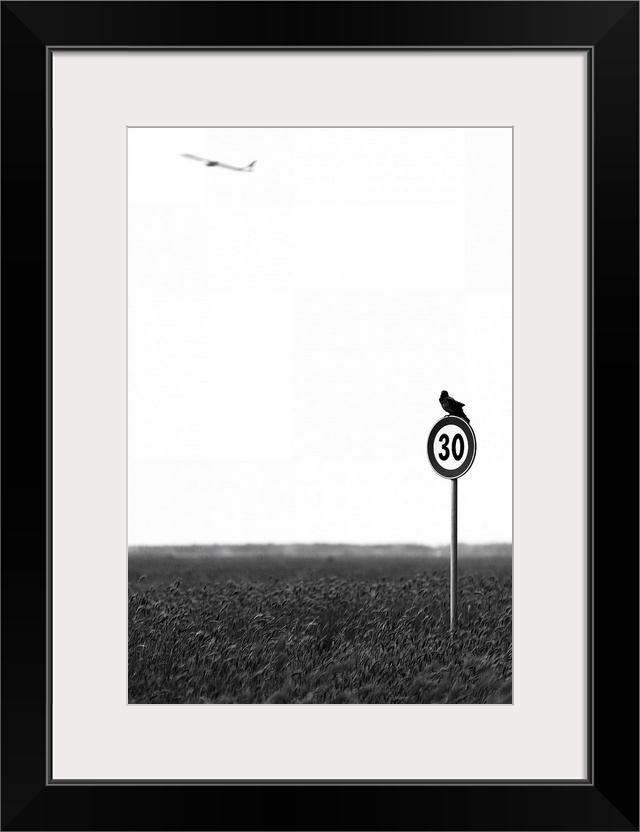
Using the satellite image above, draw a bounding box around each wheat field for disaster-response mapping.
[128,546,511,704]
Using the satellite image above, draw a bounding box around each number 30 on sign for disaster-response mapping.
[427,416,477,479]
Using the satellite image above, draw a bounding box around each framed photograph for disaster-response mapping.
[2,2,637,830]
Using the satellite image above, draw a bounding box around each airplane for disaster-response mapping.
[181,154,257,172]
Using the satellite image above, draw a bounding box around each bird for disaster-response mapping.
[439,390,471,423]
[181,154,257,172]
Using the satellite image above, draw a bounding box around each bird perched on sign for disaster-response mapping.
[439,391,471,423]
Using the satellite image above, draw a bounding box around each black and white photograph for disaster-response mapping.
[128,127,512,705]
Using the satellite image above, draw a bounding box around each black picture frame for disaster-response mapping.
[2,2,638,830]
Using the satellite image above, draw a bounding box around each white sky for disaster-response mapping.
[128,127,511,546]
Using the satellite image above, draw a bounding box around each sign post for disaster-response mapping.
[450,477,457,632]
[427,415,476,632]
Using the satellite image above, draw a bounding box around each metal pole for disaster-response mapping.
[450,477,458,633]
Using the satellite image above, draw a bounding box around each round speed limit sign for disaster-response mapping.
[427,416,477,479]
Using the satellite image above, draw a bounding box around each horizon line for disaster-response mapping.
[128,541,513,549]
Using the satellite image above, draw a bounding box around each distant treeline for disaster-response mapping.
[128,542,512,559]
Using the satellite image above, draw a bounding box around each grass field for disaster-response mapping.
[128,545,511,704]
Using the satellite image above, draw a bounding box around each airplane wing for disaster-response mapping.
[181,153,215,164]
